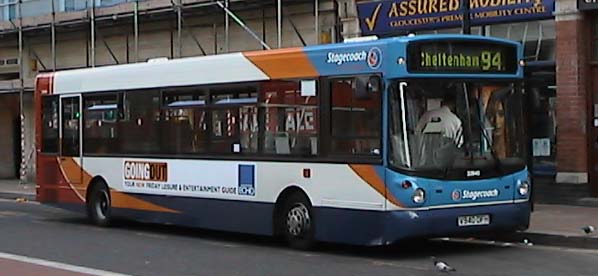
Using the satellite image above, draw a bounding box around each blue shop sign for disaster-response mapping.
[357,0,555,35]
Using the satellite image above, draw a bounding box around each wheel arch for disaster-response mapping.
[272,185,312,236]
[85,175,109,203]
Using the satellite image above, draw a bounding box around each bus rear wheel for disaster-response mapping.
[87,181,112,227]
[280,193,315,250]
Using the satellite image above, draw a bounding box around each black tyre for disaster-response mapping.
[280,193,316,250]
[87,181,112,227]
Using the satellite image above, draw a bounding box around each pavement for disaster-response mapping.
[1,179,597,250]
[0,179,35,202]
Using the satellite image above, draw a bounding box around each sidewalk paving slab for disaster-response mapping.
[0,179,36,202]
[484,204,598,249]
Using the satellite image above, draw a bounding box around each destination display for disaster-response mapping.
[407,40,518,74]
[578,0,598,11]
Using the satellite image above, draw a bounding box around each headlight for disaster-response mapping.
[517,179,530,196]
[412,188,426,204]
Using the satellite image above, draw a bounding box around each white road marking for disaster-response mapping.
[371,260,433,271]
[0,252,132,276]
[202,240,240,248]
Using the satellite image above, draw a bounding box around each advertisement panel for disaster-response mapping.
[357,0,555,35]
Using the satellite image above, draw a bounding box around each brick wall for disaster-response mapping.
[555,16,589,182]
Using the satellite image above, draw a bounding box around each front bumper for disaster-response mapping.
[383,202,531,243]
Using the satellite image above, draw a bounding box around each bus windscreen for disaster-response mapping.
[407,40,518,74]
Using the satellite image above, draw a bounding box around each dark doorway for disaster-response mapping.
[589,65,598,196]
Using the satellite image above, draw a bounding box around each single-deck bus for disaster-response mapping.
[35,34,531,248]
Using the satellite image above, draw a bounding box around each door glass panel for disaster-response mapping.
[61,97,80,156]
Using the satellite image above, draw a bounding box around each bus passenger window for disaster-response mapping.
[330,76,381,156]
[161,90,209,154]
[209,87,259,154]
[119,90,161,154]
[260,80,319,156]
[83,94,120,154]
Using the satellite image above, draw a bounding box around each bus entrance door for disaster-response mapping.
[59,96,83,187]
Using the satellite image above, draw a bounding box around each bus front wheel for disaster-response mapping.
[281,193,315,250]
[87,181,112,227]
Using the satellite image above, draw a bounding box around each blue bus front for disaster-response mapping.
[381,35,530,243]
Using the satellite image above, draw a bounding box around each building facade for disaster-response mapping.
[0,0,338,181]
[564,0,598,197]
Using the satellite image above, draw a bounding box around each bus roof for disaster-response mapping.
[49,34,522,94]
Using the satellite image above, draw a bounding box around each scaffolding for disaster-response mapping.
[0,0,329,183]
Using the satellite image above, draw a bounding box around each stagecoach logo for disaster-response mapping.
[451,190,462,201]
[326,47,382,69]
[367,47,382,69]
[124,161,168,182]
[452,189,500,201]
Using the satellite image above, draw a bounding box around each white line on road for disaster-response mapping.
[0,252,132,276]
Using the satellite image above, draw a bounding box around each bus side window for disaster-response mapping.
[83,93,120,154]
[260,80,319,156]
[330,76,382,156]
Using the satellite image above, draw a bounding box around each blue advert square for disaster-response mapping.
[238,165,255,196]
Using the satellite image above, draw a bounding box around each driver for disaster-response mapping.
[415,95,463,148]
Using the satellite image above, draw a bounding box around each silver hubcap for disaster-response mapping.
[95,190,109,220]
[286,203,311,237]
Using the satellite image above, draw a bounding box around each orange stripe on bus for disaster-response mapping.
[243,48,319,79]
[111,191,178,213]
[349,164,405,208]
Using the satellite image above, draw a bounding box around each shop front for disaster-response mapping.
[578,0,598,197]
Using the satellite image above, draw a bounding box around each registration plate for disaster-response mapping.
[457,214,490,227]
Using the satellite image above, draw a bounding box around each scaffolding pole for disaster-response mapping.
[51,0,56,71]
[225,0,229,52]
[18,0,25,184]
[315,0,319,44]
[176,0,183,58]
[277,0,282,48]
[134,0,139,62]
[90,0,96,67]
[215,1,271,50]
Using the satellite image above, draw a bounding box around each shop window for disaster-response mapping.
[41,96,59,153]
[260,80,319,156]
[83,93,120,154]
[330,76,381,156]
